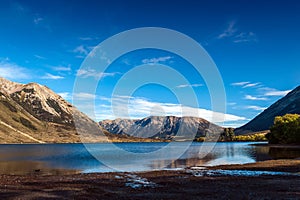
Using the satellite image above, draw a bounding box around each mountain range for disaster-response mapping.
[0,77,160,143]
[99,116,223,141]
[0,77,299,143]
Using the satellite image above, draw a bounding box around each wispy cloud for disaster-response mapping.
[33,17,43,25]
[244,95,268,101]
[231,81,250,86]
[245,105,267,111]
[96,47,112,64]
[222,121,249,128]
[52,65,71,72]
[79,37,99,41]
[82,46,112,64]
[73,45,88,56]
[234,32,257,43]
[0,59,29,80]
[57,92,99,101]
[121,58,131,66]
[41,73,64,80]
[218,21,237,39]
[57,92,71,100]
[94,95,246,124]
[142,56,172,64]
[258,87,292,97]
[243,82,260,88]
[227,102,237,106]
[176,84,203,88]
[231,81,260,88]
[73,92,98,100]
[264,89,291,96]
[34,54,46,59]
[218,21,257,43]
[77,68,117,79]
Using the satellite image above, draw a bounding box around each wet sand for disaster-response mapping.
[0,159,299,200]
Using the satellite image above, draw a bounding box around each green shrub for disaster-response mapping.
[233,133,267,141]
[266,114,300,144]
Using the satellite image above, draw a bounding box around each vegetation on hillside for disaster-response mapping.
[266,114,300,144]
[194,128,267,142]
[233,133,267,142]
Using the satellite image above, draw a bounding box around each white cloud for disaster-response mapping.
[121,58,131,66]
[176,84,203,88]
[52,65,71,72]
[75,55,85,59]
[218,21,257,43]
[57,92,71,100]
[218,21,237,39]
[231,81,250,86]
[34,17,43,25]
[85,46,112,64]
[77,69,117,79]
[259,87,292,97]
[79,37,99,41]
[142,56,172,64]
[73,92,97,100]
[264,90,291,96]
[222,121,249,128]
[234,32,257,43]
[94,96,246,124]
[41,73,64,80]
[245,105,267,111]
[244,95,268,101]
[243,82,260,88]
[57,92,99,101]
[34,54,46,59]
[0,59,29,80]
[73,45,88,56]
[231,81,260,88]
[227,102,237,106]
[97,48,112,64]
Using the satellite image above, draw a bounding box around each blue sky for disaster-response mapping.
[0,0,299,127]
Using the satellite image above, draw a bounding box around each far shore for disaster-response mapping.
[0,140,267,145]
[250,143,300,148]
[0,159,299,199]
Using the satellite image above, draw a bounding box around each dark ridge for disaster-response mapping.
[236,86,300,134]
[0,100,17,112]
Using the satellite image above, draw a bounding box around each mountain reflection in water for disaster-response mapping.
[0,142,299,175]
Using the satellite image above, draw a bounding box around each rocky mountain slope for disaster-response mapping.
[0,77,120,143]
[236,86,300,134]
[99,116,223,141]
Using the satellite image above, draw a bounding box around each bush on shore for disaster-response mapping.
[194,129,267,142]
[266,114,300,144]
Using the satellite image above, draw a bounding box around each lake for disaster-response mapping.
[0,142,300,175]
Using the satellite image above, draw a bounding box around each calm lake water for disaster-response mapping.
[0,142,300,175]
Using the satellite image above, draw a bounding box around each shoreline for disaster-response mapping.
[0,140,267,145]
[0,159,299,199]
[251,143,300,148]
[207,159,300,172]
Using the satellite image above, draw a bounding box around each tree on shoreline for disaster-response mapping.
[266,114,300,144]
[220,128,235,141]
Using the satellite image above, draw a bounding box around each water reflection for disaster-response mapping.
[268,147,300,159]
[0,142,299,175]
[0,161,79,175]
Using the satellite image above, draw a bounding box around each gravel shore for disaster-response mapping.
[0,159,299,200]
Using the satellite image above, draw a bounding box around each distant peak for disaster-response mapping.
[0,77,23,94]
